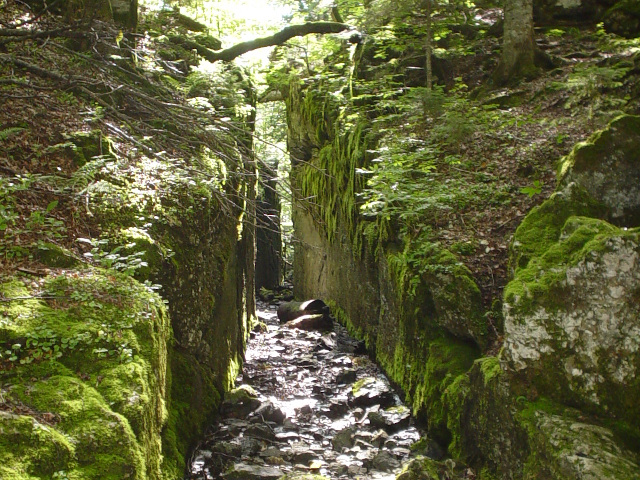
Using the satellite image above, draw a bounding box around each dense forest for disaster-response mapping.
[1,0,639,478]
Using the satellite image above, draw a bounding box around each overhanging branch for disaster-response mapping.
[203,21,351,63]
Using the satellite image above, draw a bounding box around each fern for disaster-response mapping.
[0,127,26,142]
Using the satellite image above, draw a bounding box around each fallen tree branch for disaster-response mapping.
[204,21,351,62]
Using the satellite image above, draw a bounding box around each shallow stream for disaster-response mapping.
[186,300,428,479]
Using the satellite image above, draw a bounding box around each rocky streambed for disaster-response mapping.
[186,300,436,480]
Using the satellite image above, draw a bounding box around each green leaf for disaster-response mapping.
[46,200,59,213]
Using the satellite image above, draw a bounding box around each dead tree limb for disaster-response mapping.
[204,22,351,63]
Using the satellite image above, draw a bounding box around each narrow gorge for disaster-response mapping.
[1,0,639,479]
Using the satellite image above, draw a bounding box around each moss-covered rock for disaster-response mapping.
[33,242,80,268]
[509,182,606,272]
[557,114,640,226]
[0,271,170,480]
[518,400,640,479]
[64,130,116,166]
[504,216,640,427]
[604,0,640,38]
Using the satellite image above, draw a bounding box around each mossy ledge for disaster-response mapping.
[285,41,640,478]
[0,272,171,480]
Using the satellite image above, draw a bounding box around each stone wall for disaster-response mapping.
[285,66,640,478]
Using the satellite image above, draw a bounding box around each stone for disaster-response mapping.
[558,115,640,226]
[212,441,242,458]
[371,429,389,448]
[331,427,355,451]
[369,450,400,472]
[222,385,261,418]
[525,409,640,479]
[327,398,349,418]
[350,377,396,408]
[604,0,640,38]
[504,217,640,425]
[222,463,283,480]
[335,368,357,385]
[245,423,277,441]
[240,437,264,457]
[285,313,333,331]
[250,401,286,424]
[367,405,411,433]
[277,299,330,323]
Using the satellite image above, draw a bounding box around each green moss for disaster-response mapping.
[0,412,75,478]
[557,116,640,180]
[476,356,503,386]
[396,457,441,479]
[33,242,80,268]
[386,242,487,347]
[161,350,221,479]
[505,216,628,318]
[0,270,170,480]
[64,130,115,166]
[410,338,477,447]
[510,183,606,272]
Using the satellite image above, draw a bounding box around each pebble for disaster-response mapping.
[188,300,429,479]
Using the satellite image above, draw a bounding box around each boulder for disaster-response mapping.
[526,409,640,478]
[504,216,640,425]
[509,182,606,272]
[558,115,640,227]
[603,0,640,38]
[222,385,261,418]
[277,299,330,323]
[285,313,333,331]
[367,405,411,433]
[222,463,282,480]
[349,377,396,408]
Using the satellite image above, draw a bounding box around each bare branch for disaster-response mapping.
[204,22,351,63]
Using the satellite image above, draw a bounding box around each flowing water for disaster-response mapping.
[187,299,428,480]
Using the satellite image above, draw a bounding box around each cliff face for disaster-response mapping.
[283,8,640,477]
[0,5,255,479]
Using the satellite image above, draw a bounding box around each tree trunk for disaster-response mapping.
[425,0,433,90]
[497,0,536,81]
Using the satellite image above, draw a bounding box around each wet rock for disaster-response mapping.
[289,444,317,464]
[279,473,331,480]
[347,465,367,476]
[367,405,411,433]
[225,419,251,436]
[221,463,283,480]
[331,427,355,451]
[245,423,277,441]
[371,429,389,448]
[350,377,396,408]
[326,398,349,418]
[369,450,400,472]
[223,385,261,418]
[316,332,337,350]
[277,299,330,322]
[250,401,286,425]
[240,437,264,456]
[212,441,242,458]
[410,437,445,460]
[285,313,333,331]
[335,368,357,385]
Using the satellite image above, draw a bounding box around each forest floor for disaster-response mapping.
[401,23,640,320]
